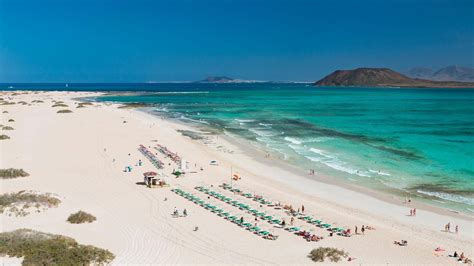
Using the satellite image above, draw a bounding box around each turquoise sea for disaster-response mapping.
[4,83,473,213]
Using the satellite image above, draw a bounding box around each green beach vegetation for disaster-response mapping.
[1,125,14,130]
[52,103,68,107]
[0,168,29,179]
[308,247,348,262]
[67,211,97,224]
[0,229,115,265]
[0,191,61,217]
[57,109,73,113]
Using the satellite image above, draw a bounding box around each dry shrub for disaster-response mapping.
[0,168,29,179]
[308,247,348,262]
[67,211,97,224]
[0,229,115,265]
[57,109,72,113]
[52,103,68,108]
[0,135,10,140]
[0,191,61,217]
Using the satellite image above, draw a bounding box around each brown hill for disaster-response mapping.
[314,68,474,88]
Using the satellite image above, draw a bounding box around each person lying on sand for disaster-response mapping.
[394,240,408,246]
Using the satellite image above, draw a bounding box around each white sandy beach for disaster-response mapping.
[1,91,472,265]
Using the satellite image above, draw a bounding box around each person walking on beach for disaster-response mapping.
[183,209,187,217]
[410,209,413,216]
[302,205,305,213]
[455,225,459,234]
[361,225,365,235]
[413,208,416,216]
[355,226,358,235]
[290,217,294,226]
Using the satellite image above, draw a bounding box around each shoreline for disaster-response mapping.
[134,104,473,221]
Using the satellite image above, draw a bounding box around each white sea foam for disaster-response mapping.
[309,148,335,159]
[152,91,209,94]
[369,169,391,176]
[306,156,322,162]
[417,190,474,206]
[235,119,255,123]
[249,128,279,137]
[284,137,302,145]
[154,107,169,112]
[259,123,272,127]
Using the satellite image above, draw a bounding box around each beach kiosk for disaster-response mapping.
[143,171,168,188]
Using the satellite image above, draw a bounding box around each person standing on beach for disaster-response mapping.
[355,226,358,235]
[290,217,294,226]
[455,225,459,234]
[413,208,416,216]
[302,205,305,213]
[410,209,413,216]
[361,225,365,235]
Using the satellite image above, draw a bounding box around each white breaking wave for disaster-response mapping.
[369,169,391,176]
[249,128,279,137]
[309,148,335,159]
[284,137,302,145]
[417,190,474,206]
[235,119,255,123]
[321,160,372,177]
[151,91,209,94]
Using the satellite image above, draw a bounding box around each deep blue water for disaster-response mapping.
[3,83,473,213]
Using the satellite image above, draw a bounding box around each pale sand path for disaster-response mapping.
[0,91,472,265]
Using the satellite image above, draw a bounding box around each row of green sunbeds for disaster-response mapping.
[196,186,285,226]
[216,185,348,235]
[171,188,276,239]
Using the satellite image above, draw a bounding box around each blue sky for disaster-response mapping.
[0,0,473,82]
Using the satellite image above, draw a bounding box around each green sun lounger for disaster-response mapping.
[258,231,270,236]
[287,227,300,232]
[270,219,281,224]
[263,215,273,220]
[242,222,252,228]
[249,226,261,232]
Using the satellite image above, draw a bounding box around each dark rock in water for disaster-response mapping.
[314,67,474,88]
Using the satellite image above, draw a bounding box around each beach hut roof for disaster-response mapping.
[143,171,158,177]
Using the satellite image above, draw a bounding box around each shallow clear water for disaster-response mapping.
[6,83,472,213]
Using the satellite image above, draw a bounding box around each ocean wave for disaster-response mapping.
[249,128,279,137]
[417,190,474,206]
[284,136,332,145]
[306,156,322,162]
[154,107,169,112]
[321,160,371,177]
[235,119,256,123]
[149,91,209,95]
[259,123,272,128]
[369,169,391,176]
[309,148,335,159]
[284,137,302,145]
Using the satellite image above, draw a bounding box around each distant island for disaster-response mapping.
[314,68,474,88]
[195,76,267,83]
[405,65,474,82]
